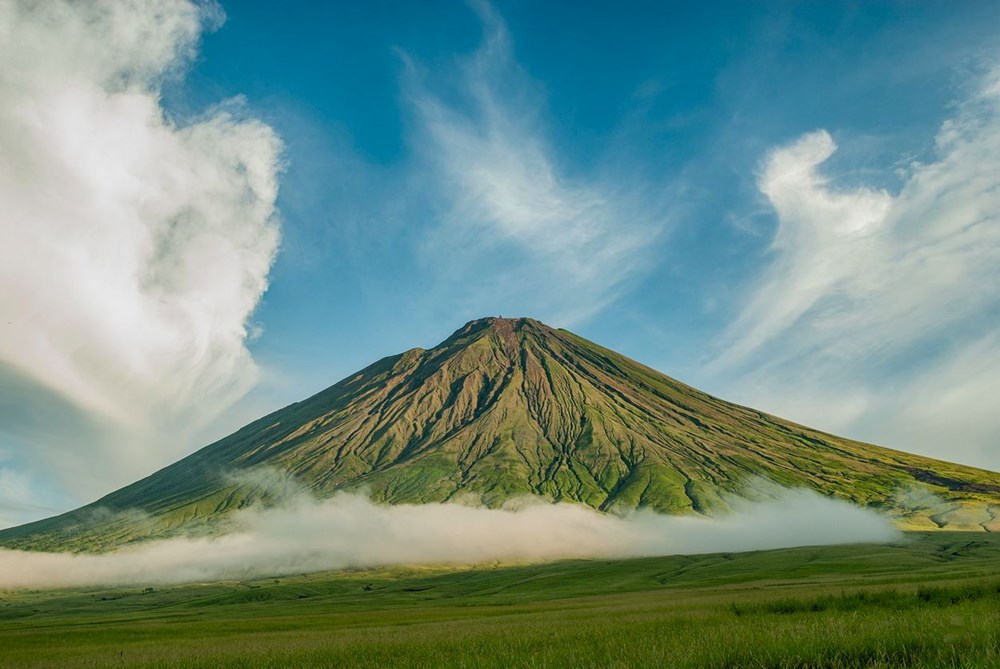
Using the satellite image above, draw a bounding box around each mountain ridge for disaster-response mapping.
[2,316,998,551]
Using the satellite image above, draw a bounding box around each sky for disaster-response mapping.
[1,0,999,529]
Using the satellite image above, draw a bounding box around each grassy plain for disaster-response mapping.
[1,532,998,668]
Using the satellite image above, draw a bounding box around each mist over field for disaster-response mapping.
[0,485,899,589]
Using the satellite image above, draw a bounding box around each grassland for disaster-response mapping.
[1,531,998,668]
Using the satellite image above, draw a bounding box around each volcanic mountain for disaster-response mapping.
[2,317,998,551]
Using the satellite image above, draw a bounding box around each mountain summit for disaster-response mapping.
[3,317,998,550]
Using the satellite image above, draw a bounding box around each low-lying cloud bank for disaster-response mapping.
[0,488,899,589]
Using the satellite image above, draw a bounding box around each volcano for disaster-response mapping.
[3,317,998,551]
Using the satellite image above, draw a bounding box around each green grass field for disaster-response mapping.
[1,532,998,668]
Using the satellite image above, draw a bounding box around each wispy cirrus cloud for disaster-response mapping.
[0,0,282,505]
[402,2,666,325]
[715,66,1000,470]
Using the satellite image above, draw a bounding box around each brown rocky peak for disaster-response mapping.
[488,317,520,358]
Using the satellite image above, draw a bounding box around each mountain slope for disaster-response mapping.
[3,317,998,551]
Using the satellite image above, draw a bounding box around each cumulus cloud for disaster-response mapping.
[716,66,1000,471]
[0,2,282,488]
[0,487,898,589]
[404,2,664,324]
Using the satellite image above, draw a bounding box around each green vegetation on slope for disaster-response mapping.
[1,533,998,668]
[3,317,998,551]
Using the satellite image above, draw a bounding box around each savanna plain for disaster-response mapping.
[1,532,998,668]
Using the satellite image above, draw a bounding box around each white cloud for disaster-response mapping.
[0,487,897,589]
[850,332,1000,470]
[716,66,1000,471]
[0,0,281,489]
[715,129,893,365]
[405,3,663,324]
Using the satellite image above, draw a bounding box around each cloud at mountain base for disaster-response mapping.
[0,487,898,589]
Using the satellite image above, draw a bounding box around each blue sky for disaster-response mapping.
[1,0,999,527]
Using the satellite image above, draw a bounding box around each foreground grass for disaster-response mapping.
[1,532,998,668]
